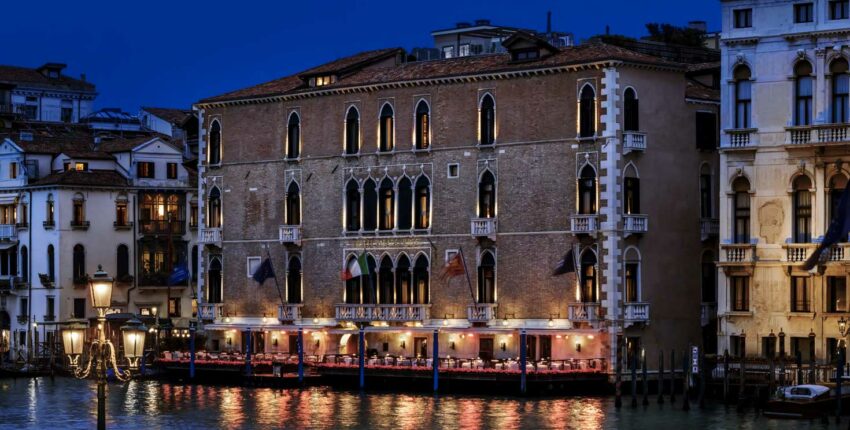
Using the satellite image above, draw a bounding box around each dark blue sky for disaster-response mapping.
[2,0,719,112]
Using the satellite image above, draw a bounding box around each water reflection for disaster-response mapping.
[0,378,843,429]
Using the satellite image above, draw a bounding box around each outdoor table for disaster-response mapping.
[425,358,433,367]
[368,358,379,366]
[506,361,518,370]
[461,361,472,369]
[343,356,353,365]
[473,359,484,369]
[400,359,412,366]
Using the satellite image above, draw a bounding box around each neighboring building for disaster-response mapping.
[194,33,719,371]
[429,17,573,60]
[81,108,143,132]
[717,0,850,361]
[0,121,198,362]
[0,62,96,123]
[139,107,200,159]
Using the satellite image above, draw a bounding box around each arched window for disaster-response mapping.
[795,61,813,126]
[830,174,848,223]
[415,100,430,150]
[116,244,129,279]
[287,113,300,159]
[832,58,849,123]
[477,251,495,303]
[47,244,54,282]
[578,165,597,214]
[191,245,198,280]
[345,180,361,231]
[365,255,377,303]
[285,182,301,225]
[395,255,411,304]
[701,251,716,303]
[379,103,394,152]
[19,246,27,283]
[700,164,713,219]
[345,256,361,304]
[208,120,221,165]
[624,166,640,215]
[624,248,640,303]
[362,179,377,231]
[412,255,429,304]
[72,193,85,225]
[45,194,54,225]
[793,175,813,243]
[378,256,394,304]
[732,177,751,244]
[414,176,431,229]
[580,250,597,303]
[579,85,596,138]
[73,244,85,282]
[733,65,752,129]
[287,256,302,303]
[345,107,360,154]
[624,88,639,131]
[208,187,222,228]
[479,94,495,145]
[207,257,222,303]
[397,177,412,231]
[478,171,496,218]
[378,177,394,230]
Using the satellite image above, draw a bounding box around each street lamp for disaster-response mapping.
[839,316,848,340]
[61,319,88,368]
[121,318,147,370]
[63,265,137,430]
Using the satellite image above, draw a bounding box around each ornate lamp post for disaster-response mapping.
[62,266,144,430]
[61,319,88,368]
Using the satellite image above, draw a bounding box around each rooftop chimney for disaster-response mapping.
[688,20,707,32]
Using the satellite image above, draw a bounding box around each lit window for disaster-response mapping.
[8,162,16,179]
[74,162,87,171]
[315,75,333,86]
[138,162,155,178]
[458,44,471,57]
[167,162,178,179]
[442,46,454,59]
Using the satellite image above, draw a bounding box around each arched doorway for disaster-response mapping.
[0,310,10,359]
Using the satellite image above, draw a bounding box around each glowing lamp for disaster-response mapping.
[121,318,147,369]
[61,319,88,368]
[88,266,114,311]
[840,317,848,338]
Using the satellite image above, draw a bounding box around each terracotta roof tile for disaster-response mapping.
[28,170,128,187]
[141,107,194,125]
[0,65,95,92]
[199,42,683,104]
[686,79,720,102]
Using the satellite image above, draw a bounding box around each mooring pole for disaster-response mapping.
[837,346,844,424]
[670,349,676,404]
[359,327,366,390]
[189,323,196,379]
[642,349,649,406]
[631,349,637,408]
[658,350,664,404]
[615,341,622,408]
[520,330,527,395]
[432,329,439,393]
[723,350,730,403]
[244,330,252,377]
[698,352,706,409]
[297,327,304,383]
[682,351,690,411]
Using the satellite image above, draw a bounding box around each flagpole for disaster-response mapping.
[458,247,476,303]
[265,245,287,314]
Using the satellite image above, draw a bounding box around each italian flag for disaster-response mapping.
[341,252,369,280]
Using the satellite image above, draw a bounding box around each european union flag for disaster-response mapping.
[167,261,190,286]
[252,258,275,286]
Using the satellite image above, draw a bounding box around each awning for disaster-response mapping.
[0,242,17,250]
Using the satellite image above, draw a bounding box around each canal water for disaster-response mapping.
[0,378,839,429]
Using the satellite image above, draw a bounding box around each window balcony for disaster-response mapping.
[723,128,757,149]
[279,225,302,245]
[700,218,719,241]
[785,124,850,146]
[700,302,717,327]
[567,302,601,323]
[278,303,303,322]
[470,218,497,240]
[198,303,223,321]
[467,303,498,323]
[113,221,134,230]
[43,315,56,322]
[334,304,430,323]
[622,131,647,153]
[138,220,185,236]
[816,124,849,143]
[783,243,816,263]
[70,220,90,230]
[567,214,598,235]
[17,315,28,324]
[623,214,648,235]
[42,220,55,230]
[624,302,650,326]
[199,227,221,245]
[720,243,756,264]
[827,244,850,262]
[0,224,16,240]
